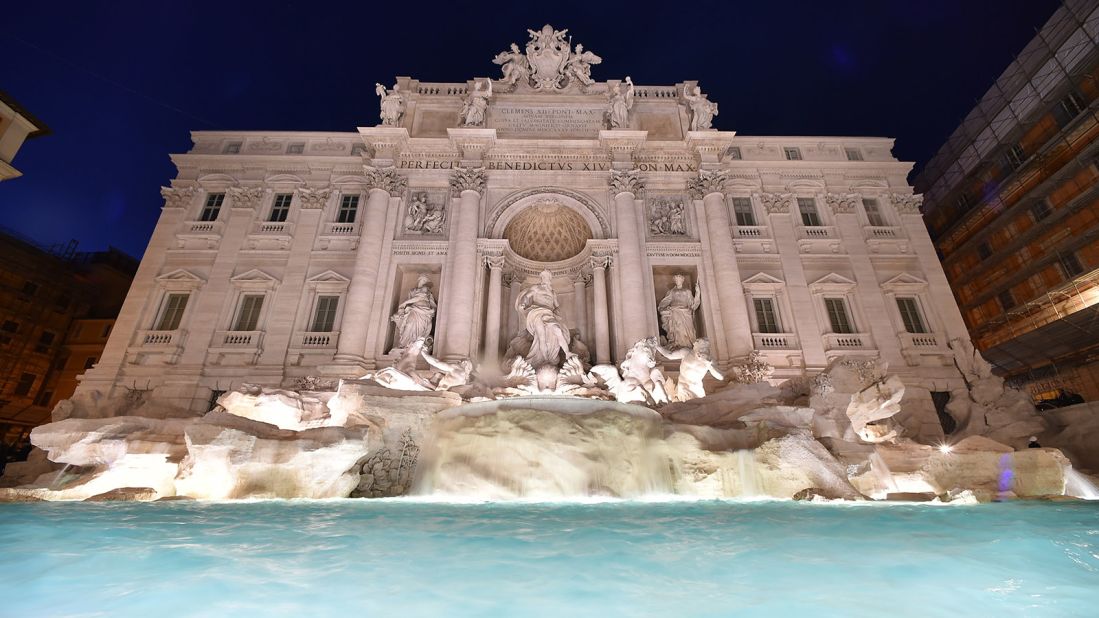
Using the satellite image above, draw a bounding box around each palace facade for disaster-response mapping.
[74,27,970,436]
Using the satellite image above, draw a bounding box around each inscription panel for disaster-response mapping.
[489,104,606,137]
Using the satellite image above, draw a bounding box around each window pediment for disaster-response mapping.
[306,270,351,292]
[882,273,929,294]
[809,272,857,293]
[742,272,785,292]
[230,268,280,291]
[156,269,205,291]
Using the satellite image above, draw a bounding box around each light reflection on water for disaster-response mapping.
[1,500,1098,617]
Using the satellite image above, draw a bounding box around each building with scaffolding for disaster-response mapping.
[0,228,136,467]
[915,0,1099,403]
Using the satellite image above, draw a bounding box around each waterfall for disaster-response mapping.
[1064,467,1099,500]
[868,451,898,498]
[735,450,762,498]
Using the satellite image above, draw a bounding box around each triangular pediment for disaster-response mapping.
[742,272,785,286]
[883,273,927,287]
[156,269,204,283]
[811,273,857,287]
[231,269,279,284]
[306,270,350,284]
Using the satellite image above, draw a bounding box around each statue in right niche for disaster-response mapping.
[658,274,701,350]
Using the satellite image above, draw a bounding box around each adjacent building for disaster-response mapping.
[915,1,1099,402]
[0,90,49,182]
[74,26,974,441]
[0,229,136,460]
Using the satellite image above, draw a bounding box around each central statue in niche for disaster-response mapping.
[516,269,573,369]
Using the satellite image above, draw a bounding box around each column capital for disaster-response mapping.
[160,186,195,208]
[687,169,728,199]
[571,270,592,285]
[757,192,793,214]
[590,255,612,270]
[450,167,487,196]
[484,255,505,270]
[364,165,407,196]
[608,168,645,197]
[295,186,332,209]
[890,193,924,215]
[227,186,267,209]
[824,192,859,215]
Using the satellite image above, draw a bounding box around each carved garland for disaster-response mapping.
[757,192,793,214]
[227,186,266,209]
[295,187,332,209]
[686,169,728,199]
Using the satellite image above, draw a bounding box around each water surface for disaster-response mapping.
[2,500,1097,617]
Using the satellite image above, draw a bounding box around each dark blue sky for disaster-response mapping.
[2,0,1061,258]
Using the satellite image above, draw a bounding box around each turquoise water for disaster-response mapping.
[2,500,1098,617]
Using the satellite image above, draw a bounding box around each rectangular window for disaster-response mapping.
[725,146,742,160]
[977,242,993,260]
[200,193,225,221]
[337,194,359,223]
[732,197,756,226]
[35,331,55,354]
[862,198,885,226]
[957,193,972,212]
[753,298,780,334]
[1003,144,1026,170]
[783,147,802,161]
[824,298,854,333]
[1060,252,1085,278]
[1030,200,1051,222]
[844,148,863,161]
[896,297,927,334]
[223,141,242,154]
[1053,91,1086,128]
[14,372,36,396]
[287,143,305,154]
[269,193,292,222]
[83,356,98,370]
[798,198,821,226]
[310,296,339,332]
[233,294,265,331]
[155,293,189,330]
[998,289,1016,311]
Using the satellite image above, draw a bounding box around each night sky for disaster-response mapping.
[2,0,1062,259]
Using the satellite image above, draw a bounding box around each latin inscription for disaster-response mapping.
[397,159,697,172]
[490,104,606,136]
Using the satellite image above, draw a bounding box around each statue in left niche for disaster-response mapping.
[459,79,493,127]
[389,274,436,353]
[658,274,702,350]
[606,77,635,129]
[375,83,405,127]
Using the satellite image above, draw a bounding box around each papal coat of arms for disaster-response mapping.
[493,24,602,92]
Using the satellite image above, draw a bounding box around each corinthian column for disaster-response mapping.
[609,169,651,348]
[334,167,406,368]
[482,255,505,369]
[591,256,612,364]
[571,271,590,344]
[689,169,752,359]
[441,167,487,360]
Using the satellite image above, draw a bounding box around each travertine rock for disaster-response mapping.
[85,487,159,502]
[217,385,335,431]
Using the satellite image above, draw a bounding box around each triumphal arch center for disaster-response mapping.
[76,25,971,420]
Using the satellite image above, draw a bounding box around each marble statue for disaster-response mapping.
[658,338,723,401]
[515,270,572,369]
[683,85,718,131]
[368,336,434,391]
[422,351,474,391]
[526,25,571,90]
[618,337,670,405]
[375,83,405,127]
[493,43,531,88]
[564,44,601,87]
[404,193,445,235]
[459,79,492,127]
[658,274,701,349]
[390,274,436,351]
[607,77,635,129]
[649,198,687,236]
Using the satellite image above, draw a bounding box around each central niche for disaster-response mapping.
[504,200,592,263]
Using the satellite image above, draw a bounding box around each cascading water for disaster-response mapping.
[1064,466,1099,500]
[734,450,762,498]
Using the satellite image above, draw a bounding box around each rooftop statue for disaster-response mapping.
[492,25,602,91]
[606,77,635,129]
[683,84,718,131]
[459,79,493,127]
[375,83,405,127]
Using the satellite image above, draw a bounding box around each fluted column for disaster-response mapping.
[441,167,486,360]
[609,169,651,348]
[483,256,505,368]
[572,272,590,344]
[334,167,406,367]
[591,256,611,364]
[505,272,522,339]
[689,169,753,359]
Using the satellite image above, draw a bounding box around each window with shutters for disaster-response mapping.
[310,296,339,332]
[798,198,821,226]
[895,297,927,333]
[824,298,854,334]
[269,194,292,222]
[862,198,886,226]
[155,293,190,330]
[200,193,224,221]
[337,194,359,223]
[732,197,756,226]
[753,298,781,333]
[1053,91,1086,128]
[232,295,265,331]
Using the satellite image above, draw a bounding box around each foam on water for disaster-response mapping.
[2,500,1098,617]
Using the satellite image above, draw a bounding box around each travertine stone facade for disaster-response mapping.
[76,26,971,417]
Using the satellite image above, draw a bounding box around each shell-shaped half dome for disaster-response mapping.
[504,201,592,263]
